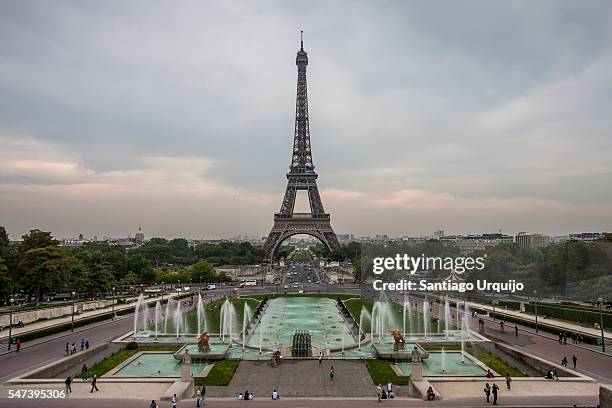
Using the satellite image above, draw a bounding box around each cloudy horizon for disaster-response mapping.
[1,1,612,240]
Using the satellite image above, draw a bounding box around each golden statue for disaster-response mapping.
[198,331,210,351]
[391,330,406,350]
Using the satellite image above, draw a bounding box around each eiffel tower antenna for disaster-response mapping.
[263,33,340,263]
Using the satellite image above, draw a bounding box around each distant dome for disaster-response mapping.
[135,226,145,243]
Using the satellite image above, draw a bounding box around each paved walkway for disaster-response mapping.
[0,293,179,344]
[457,298,611,343]
[207,360,375,397]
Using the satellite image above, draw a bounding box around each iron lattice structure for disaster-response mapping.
[263,33,340,262]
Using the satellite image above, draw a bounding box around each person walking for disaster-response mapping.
[65,342,69,356]
[514,325,518,337]
[90,375,98,393]
[15,338,21,352]
[80,338,85,352]
[572,354,577,369]
[561,356,568,367]
[329,365,334,381]
[492,383,499,405]
[149,400,157,408]
[318,351,323,366]
[201,385,206,405]
[172,394,177,408]
[81,364,88,381]
[376,384,382,402]
[85,339,90,349]
[65,376,73,394]
[196,387,201,407]
[483,383,491,403]
[505,373,512,390]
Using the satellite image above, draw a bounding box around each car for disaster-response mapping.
[316,281,320,284]
[283,285,289,289]
[292,283,299,288]
[206,284,216,290]
[238,283,245,288]
[298,290,304,294]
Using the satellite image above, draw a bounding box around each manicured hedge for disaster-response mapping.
[524,303,611,328]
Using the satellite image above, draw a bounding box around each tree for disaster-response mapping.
[120,272,140,286]
[0,226,8,247]
[190,260,216,283]
[20,247,71,303]
[21,229,59,251]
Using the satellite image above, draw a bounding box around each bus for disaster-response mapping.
[241,279,257,287]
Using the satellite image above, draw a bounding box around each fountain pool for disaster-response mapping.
[395,351,488,376]
[110,352,208,377]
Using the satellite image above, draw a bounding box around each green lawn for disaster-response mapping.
[194,360,240,386]
[81,345,181,378]
[364,359,410,385]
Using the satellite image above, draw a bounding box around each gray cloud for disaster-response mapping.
[1,0,612,238]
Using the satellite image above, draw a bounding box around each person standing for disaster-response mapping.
[172,394,177,408]
[85,339,90,350]
[483,383,491,402]
[492,383,499,405]
[65,376,73,394]
[80,338,85,352]
[376,384,382,402]
[563,333,567,345]
[15,338,21,352]
[149,400,157,408]
[318,351,323,366]
[65,342,69,356]
[561,356,568,367]
[386,381,393,399]
[329,365,334,381]
[201,385,206,405]
[515,325,518,337]
[90,375,98,393]
[505,373,512,390]
[81,364,88,381]
[572,354,577,369]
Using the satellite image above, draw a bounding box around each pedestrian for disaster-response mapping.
[149,400,157,408]
[484,383,491,402]
[318,351,323,365]
[65,342,69,356]
[329,365,334,381]
[172,393,177,408]
[558,332,563,344]
[572,354,577,369]
[196,387,201,407]
[515,325,518,337]
[561,356,568,367]
[81,364,88,381]
[16,338,21,352]
[271,389,279,400]
[505,373,512,390]
[85,339,90,349]
[80,338,85,351]
[201,385,206,405]
[90,375,98,393]
[492,383,499,405]
[500,321,504,332]
[376,384,382,402]
[563,333,567,345]
[387,380,393,399]
[65,376,73,394]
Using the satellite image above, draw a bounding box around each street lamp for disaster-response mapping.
[161,282,164,303]
[492,293,496,321]
[71,291,76,332]
[111,286,115,320]
[597,297,606,352]
[533,290,538,334]
[7,297,14,351]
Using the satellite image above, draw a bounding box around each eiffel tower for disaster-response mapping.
[263,32,340,262]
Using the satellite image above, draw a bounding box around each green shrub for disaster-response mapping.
[125,341,139,350]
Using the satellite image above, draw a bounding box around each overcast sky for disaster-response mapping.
[1,1,612,240]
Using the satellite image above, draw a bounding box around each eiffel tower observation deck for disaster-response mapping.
[263,32,340,262]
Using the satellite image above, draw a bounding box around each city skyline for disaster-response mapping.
[2,1,612,239]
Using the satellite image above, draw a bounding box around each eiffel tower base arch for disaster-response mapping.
[263,218,340,263]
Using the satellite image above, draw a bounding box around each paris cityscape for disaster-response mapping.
[1,2,611,408]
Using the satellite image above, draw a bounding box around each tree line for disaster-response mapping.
[0,227,265,305]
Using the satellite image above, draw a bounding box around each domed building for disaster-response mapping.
[134,226,145,244]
